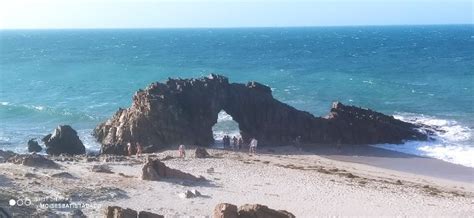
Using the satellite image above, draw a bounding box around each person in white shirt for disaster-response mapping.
[178,144,186,158]
[249,138,258,154]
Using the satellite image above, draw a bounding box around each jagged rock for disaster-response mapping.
[94,75,428,154]
[238,204,295,218]
[71,209,86,218]
[7,154,59,169]
[195,147,210,158]
[27,139,42,153]
[103,206,163,218]
[178,189,202,198]
[103,206,137,218]
[138,211,164,218]
[50,172,75,179]
[141,158,203,181]
[91,164,113,173]
[178,190,195,199]
[213,203,239,218]
[0,150,16,163]
[42,125,85,156]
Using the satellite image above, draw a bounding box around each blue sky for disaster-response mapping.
[0,0,472,29]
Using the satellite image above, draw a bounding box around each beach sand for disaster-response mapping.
[0,146,473,217]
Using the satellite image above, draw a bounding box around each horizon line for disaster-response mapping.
[1,23,472,31]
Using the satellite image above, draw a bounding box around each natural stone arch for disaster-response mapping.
[212,110,240,143]
[94,74,427,155]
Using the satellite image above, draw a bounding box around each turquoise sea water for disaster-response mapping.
[1,25,473,167]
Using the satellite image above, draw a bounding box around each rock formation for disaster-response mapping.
[43,125,86,156]
[94,74,428,154]
[7,154,59,169]
[195,148,210,158]
[238,204,295,218]
[141,158,204,181]
[214,203,238,218]
[27,139,42,153]
[213,203,295,218]
[103,206,164,218]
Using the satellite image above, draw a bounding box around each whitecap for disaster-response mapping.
[376,113,473,167]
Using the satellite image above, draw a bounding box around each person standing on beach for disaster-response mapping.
[127,142,133,156]
[249,138,258,154]
[232,136,238,150]
[178,144,186,158]
[136,142,143,157]
[238,137,243,150]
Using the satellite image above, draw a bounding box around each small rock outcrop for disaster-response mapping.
[195,148,210,158]
[94,75,428,154]
[103,206,137,218]
[42,125,86,156]
[103,206,163,218]
[141,158,203,181]
[7,154,59,169]
[213,203,295,218]
[0,150,16,163]
[214,203,238,218]
[238,204,295,218]
[27,139,42,153]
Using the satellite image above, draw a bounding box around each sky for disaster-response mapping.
[0,0,472,29]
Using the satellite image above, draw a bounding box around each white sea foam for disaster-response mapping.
[374,113,474,168]
[0,101,10,106]
[217,111,234,122]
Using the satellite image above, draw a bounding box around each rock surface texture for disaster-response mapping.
[213,203,295,218]
[141,158,203,181]
[103,206,164,218]
[43,125,86,156]
[94,74,427,154]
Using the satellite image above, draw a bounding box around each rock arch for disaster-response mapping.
[94,74,427,155]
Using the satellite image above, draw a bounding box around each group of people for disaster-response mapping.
[222,135,244,150]
[221,135,258,154]
[126,141,143,157]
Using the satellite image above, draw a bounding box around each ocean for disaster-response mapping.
[0,25,473,167]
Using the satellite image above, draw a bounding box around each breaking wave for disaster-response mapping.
[373,113,474,168]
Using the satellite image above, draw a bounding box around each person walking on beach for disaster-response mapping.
[249,138,258,154]
[136,142,143,157]
[178,144,186,158]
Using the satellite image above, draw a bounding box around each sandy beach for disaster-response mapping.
[1,146,472,217]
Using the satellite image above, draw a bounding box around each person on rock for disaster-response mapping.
[178,144,186,158]
[136,142,143,157]
[249,138,258,154]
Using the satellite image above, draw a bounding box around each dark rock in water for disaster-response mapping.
[43,125,85,156]
[27,139,42,153]
[238,204,295,218]
[141,158,204,181]
[7,154,59,169]
[214,203,238,218]
[94,74,428,154]
[195,147,210,158]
